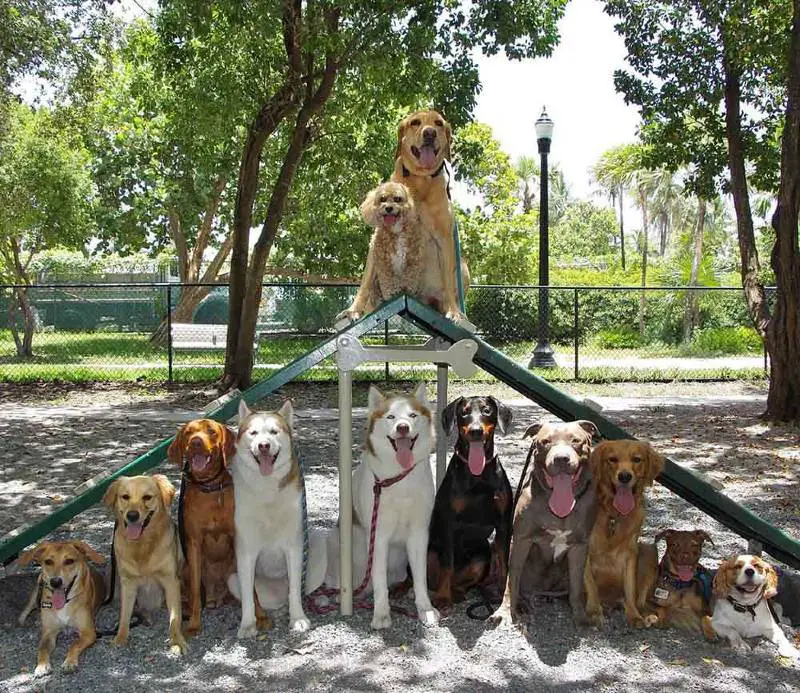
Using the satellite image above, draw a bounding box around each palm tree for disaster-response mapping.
[516,156,538,213]
[591,145,637,269]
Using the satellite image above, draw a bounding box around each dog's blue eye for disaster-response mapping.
[410,413,417,419]
[387,414,395,420]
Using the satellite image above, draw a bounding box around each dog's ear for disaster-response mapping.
[441,397,463,436]
[761,560,779,599]
[712,558,734,598]
[522,422,544,440]
[102,479,121,509]
[489,397,512,434]
[18,543,46,566]
[278,400,295,431]
[442,117,452,161]
[368,384,385,411]
[693,529,714,547]
[654,529,674,545]
[394,116,409,162]
[238,399,252,425]
[71,541,106,565]
[643,442,664,486]
[221,424,236,467]
[413,381,429,406]
[360,186,380,227]
[152,474,176,510]
[588,441,609,479]
[167,426,184,466]
[576,420,600,442]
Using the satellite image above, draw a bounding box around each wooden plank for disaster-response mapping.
[0,296,406,565]
[402,296,800,569]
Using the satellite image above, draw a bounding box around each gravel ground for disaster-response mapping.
[0,380,798,692]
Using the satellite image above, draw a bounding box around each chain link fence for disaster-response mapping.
[0,282,771,384]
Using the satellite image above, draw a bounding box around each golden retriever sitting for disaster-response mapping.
[102,474,188,655]
[336,182,431,322]
[391,110,469,319]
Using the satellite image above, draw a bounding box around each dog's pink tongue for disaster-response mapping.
[419,145,437,169]
[394,437,414,470]
[191,453,209,473]
[549,473,576,518]
[126,522,143,540]
[51,588,66,610]
[258,454,275,476]
[613,487,636,516]
[467,442,486,476]
[677,565,695,581]
[383,214,398,227]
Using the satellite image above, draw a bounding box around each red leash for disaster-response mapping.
[306,466,416,616]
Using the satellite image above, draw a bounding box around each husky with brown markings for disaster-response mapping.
[18,540,106,676]
[103,474,187,655]
[227,400,327,636]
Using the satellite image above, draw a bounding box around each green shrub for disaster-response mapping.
[468,287,538,342]
[592,327,644,349]
[687,326,763,355]
[274,286,356,333]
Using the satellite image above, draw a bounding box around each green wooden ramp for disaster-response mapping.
[2,294,799,570]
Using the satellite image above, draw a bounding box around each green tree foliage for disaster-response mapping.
[0,101,95,356]
[551,201,618,261]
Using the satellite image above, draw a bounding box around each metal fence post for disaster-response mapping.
[384,319,390,383]
[166,284,174,384]
[573,288,579,381]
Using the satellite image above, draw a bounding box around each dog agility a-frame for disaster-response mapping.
[2,295,799,597]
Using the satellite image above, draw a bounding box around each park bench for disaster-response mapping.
[170,323,260,353]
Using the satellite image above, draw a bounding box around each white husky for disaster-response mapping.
[325,382,440,630]
[227,400,326,635]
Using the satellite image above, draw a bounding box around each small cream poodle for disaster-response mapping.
[337,181,433,322]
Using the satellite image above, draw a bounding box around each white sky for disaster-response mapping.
[451,0,640,207]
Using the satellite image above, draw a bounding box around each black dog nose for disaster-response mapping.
[744,567,755,577]
[385,205,395,214]
[552,454,571,466]
[50,577,63,589]
[422,126,437,141]
[617,471,633,484]
[126,510,140,523]
[467,426,483,441]
[258,441,271,452]
[396,422,410,436]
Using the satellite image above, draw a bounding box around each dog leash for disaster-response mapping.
[305,466,416,617]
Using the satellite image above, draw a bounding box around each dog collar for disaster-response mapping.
[727,589,765,620]
[39,574,78,610]
[183,461,233,494]
[401,159,446,179]
[654,560,713,602]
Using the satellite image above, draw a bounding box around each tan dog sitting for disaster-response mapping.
[102,474,187,655]
[18,540,106,676]
[337,181,431,322]
[391,110,469,319]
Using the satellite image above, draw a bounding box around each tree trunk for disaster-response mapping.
[11,287,35,358]
[618,185,626,270]
[638,191,648,337]
[659,213,668,257]
[765,1,800,422]
[683,197,706,343]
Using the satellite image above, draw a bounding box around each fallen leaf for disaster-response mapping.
[639,643,651,653]
[399,644,409,653]
[702,657,723,666]
[666,659,688,666]
[777,655,795,667]
[144,656,154,663]
[257,633,269,641]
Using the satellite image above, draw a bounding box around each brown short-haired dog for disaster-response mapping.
[18,540,106,676]
[167,418,236,635]
[103,474,187,655]
[646,529,716,639]
[583,439,663,627]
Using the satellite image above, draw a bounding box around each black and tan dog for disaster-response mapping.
[491,420,598,627]
[427,396,513,610]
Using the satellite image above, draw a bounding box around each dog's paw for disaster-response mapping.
[290,616,311,633]
[587,610,606,628]
[418,608,440,627]
[61,658,78,674]
[643,614,659,628]
[571,607,592,627]
[237,621,258,639]
[730,638,751,653]
[33,662,52,677]
[185,621,201,637]
[111,633,128,647]
[488,606,515,629]
[371,610,392,630]
[778,642,799,659]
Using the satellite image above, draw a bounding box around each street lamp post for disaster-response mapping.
[530,107,557,369]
